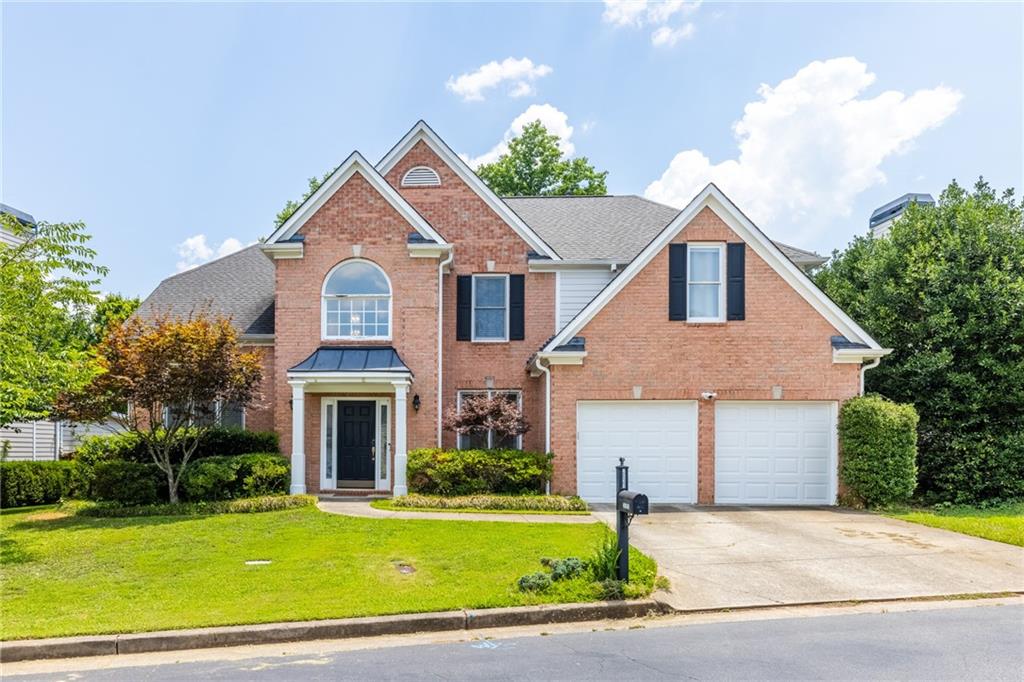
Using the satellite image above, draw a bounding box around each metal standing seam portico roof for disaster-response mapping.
[288,346,412,375]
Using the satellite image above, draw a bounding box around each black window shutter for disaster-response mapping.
[727,243,746,321]
[456,275,472,341]
[509,274,525,340]
[668,244,687,320]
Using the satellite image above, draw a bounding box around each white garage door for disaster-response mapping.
[715,401,836,505]
[577,401,697,503]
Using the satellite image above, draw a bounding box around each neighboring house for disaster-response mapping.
[137,121,889,505]
[869,193,935,238]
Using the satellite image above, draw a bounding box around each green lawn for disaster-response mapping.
[889,502,1024,547]
[0,505,650,640]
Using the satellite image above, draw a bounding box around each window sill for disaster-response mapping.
[685,321,727,326]
[470,338,509,344]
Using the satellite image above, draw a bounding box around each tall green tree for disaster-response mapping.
[274,170,333,228]
[816,179,1024,503]
[477,121,608,196]
[67,293,141,348]
[0,214,107,426]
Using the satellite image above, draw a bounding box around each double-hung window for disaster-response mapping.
[456,389,522,450]
[687,244,725,322]
[471,274,508,341]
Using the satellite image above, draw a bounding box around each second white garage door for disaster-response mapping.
[715,401,836,505]
[577,401,697,503]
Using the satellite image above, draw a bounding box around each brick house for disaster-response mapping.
[138,121,889,505]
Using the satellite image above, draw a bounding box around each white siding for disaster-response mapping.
[1,226,26,247]
[557,269,616,330]
[0,421,60,461]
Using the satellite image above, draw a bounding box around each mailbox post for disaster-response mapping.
[614,458,649,581]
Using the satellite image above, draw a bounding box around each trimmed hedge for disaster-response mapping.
[73,427,279,465]
[407,448,553,495]
[0,461,89,508]
[839,395,919,507]
[90,461,166,506]
[384,493,587,512]
[181,453,289,501]
[62,494,316,518]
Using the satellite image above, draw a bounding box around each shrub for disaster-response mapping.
[181,453,288,502]
[65,494,317,518]
[839,395,919,507]
[548,557,585,581]
[0,461,89,508]
[72,428,279,465]
[384,493,587,512]
[517,571,552,593]
[588,532,620,582]
[90,461,165,506]
[407,448,553,495]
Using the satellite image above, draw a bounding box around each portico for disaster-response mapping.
[287,347,413,496]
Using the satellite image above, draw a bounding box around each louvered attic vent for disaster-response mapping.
[401,166,441,187]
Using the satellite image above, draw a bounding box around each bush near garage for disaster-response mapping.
[0,461,90,508]
[839,395,919,507]
[407,448,553,496]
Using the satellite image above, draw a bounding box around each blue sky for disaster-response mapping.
[3,1,1021,298]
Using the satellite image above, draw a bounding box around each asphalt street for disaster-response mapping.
[7,602,1023,681]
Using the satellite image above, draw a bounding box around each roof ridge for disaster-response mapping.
[627,194,684,212]
[501,194,624,199]
[157,242,262,285]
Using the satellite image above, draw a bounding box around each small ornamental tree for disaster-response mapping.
[443,394,530,448]
[57,313,263,503]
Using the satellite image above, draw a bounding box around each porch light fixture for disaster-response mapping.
[412,394,421,411]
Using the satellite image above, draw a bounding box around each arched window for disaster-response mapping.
[401,166,441,187]
[322,260,392,339]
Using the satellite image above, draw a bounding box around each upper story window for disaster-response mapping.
[401,166,441,188]
[322,260,392,339]
[472,274,508,341]
[687,244,725,322]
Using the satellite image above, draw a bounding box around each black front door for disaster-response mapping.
[338,401,375,485]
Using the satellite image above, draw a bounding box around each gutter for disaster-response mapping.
[437,247,455,446]
[860,358,881,396]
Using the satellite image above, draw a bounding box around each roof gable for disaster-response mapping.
[266,151,446,246]
[376,120,560,259]
[542,184,883,353]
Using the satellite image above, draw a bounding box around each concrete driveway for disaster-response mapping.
[595,506,1024,611]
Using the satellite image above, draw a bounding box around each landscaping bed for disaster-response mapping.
[372,494,589,515]
[0,504,655,640]
[888,502,1024,547]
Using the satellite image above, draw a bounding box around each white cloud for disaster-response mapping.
[462,103,575,169]
[651,23,695,46]
[446,57,553,102]
[175,234,248,272]
[603,0,701,45]
[643,57,962,244]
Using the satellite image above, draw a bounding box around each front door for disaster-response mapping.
[338,401,376,487]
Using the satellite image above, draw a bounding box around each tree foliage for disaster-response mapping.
[57,313,264,503]
[274,170,333,228]
[476,121,608,196]
[816,179,1024,502]
[838,395,919,507]
[442,394,530,443]
[0,214,107,426]
[67,293,141,348]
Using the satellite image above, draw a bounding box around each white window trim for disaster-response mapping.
[321,258,394,341]
[687,242,726,323]
[320,397,391,491]
[456,389,523,450]
[470,273,510,342]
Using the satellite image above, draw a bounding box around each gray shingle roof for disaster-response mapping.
[503,195,827,268]
[136,244,275,335]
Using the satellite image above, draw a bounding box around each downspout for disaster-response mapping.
[536,357,552,494]
[437,248,454,447]
[860,358,880,396]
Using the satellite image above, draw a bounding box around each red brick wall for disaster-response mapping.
[272,172,440,493]
[548,206,860,502]
[384,141,551,453]
[242,344,275,433]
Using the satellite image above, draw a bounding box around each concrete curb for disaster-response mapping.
[0,600,667,663]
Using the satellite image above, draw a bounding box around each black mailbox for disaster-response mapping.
[618,490,649,516]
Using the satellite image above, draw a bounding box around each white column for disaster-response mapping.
[393,382,409,496]
[289,381,307,494]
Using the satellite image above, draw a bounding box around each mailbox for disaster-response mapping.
[617,490,649,516]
